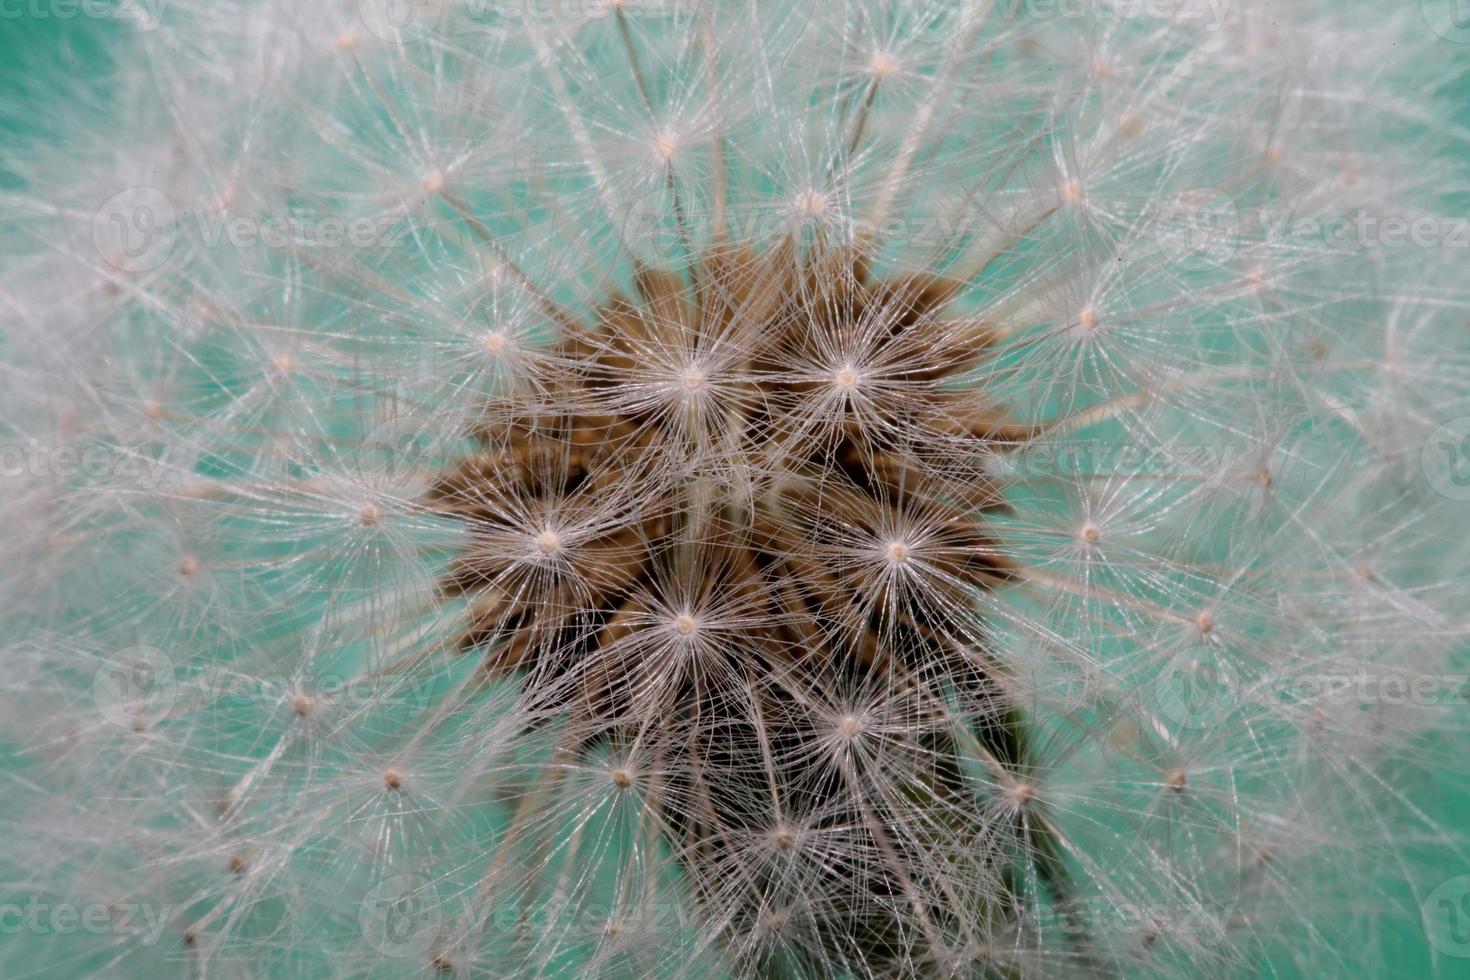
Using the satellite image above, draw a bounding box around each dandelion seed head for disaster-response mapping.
[5,4,1468,978]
